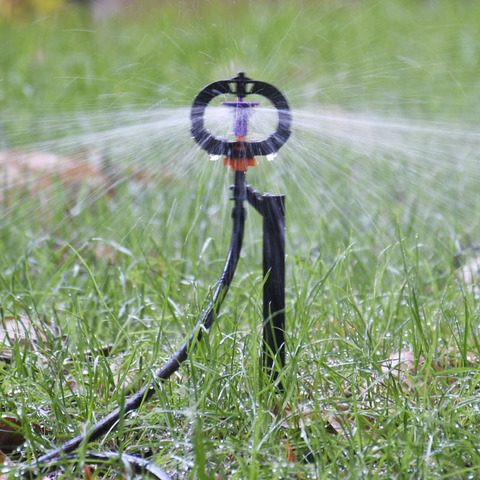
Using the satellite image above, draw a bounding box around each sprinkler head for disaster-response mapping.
[191,72,291,171]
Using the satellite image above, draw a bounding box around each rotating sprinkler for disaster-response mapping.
[191,71,292,381]
[20,73,291,480]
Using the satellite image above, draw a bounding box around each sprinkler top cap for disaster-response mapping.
[190,72,291,159]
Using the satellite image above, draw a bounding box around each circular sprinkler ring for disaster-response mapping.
[191,72,291,171]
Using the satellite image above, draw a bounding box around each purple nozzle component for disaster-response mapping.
[222,100,259,137]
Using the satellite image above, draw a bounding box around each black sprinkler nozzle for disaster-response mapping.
[190,72,292,161]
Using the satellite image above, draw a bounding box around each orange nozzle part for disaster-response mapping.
[224,157,257,171]
[224,136,257,171]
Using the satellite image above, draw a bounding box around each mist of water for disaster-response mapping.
[284,109,480,232]
[2,98,480,257]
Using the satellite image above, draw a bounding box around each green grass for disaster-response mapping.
[2,0,480,478]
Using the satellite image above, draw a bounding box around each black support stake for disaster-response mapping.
[247,187,286,385]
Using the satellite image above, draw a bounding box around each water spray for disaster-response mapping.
[20,73,291,479]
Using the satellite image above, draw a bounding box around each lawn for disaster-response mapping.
[1,0,480,478]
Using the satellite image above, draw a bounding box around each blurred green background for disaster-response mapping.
[2,2,480,478]
[2,0,480,119]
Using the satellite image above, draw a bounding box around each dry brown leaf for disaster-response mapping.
[1,448,57,480]
[281,439,296,463]
[437,347,480,369]
[83,344,115,360]
[84,465,93,480]
[0,449,15,465]
[0,148,112,201]
[283,347,480,445]
[62,345,114,394]
[280,402,317,429]
[277,401,340,435]
[381,348,478,400]
[0,417,25,451]
[94,244,117,264]
[0,449,16,480]
[381,351,426,379]
[108,357,141,392]
[93,242,133,265]
[0,315,48,360]
[0,315,66,362]
[62,349,139,395]
[0,349,12,362]
[0,315,47,344]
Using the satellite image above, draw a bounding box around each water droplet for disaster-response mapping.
[209,154,221,161]
[266,153,277,162]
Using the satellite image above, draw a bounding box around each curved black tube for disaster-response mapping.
[45,452,173,480]
[22,174,247,478]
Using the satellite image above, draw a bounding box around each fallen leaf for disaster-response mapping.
[286,440,296,463]
[0,449,16,480]
[94,244,117,264]
[0,417,25,451]
[0,148,112,202]
[82,344,115,360]
[380,348,478,401]
[289,347,480,445]
[277,401,340,434]
[108,356,141,392]
[0,350,12,363]
[0,449,15,465]
[62,344,115,394]
[0,315,47,360]
[280,439,297,463]
[92,240,133,265]
[0,315,47,344]
[381,351,426,380]
[84,465,93,480]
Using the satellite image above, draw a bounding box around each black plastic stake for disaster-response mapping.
[247,187,286,384]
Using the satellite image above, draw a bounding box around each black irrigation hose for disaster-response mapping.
[41,452,173,480]
[20,173,247,479]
